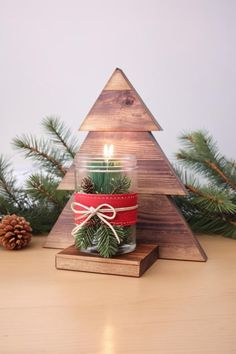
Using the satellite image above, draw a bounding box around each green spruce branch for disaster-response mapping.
[0,117,79,234]
[176,131,236,191]
[25,173,69,207]
[42,116,79,159]
[0,155,26,210]
[12,135,67,177]
[175,130,236,239]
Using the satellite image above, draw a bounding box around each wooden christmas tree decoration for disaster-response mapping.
[45,68,207,262]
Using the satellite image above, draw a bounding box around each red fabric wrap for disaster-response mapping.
[74,193,137,226]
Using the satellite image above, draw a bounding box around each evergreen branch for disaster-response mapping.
[184,211,236,239]
[185,185,236,214]
[0,155,24,209]
[0,117,76,234]
[42,116,79,159]
[176,149,231,186]
[95,224,119,257]
[25,173,68,207]
[175,167,236,215]
[206,160,236,190]
[12,134,67,176]
[88,161,132,194]
[117,226,133,244]
[0,195,17,215]
[176,131,236,191]
[0,159,63,234]
[175,131,236,239]
[19,205,62,234]
[111,174,131,194]
[93,224,133,257]
[74,225,95,250]
[226,160,236,170]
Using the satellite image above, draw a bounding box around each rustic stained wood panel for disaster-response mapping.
[57,132,186,195]
[138,195,207,261]
[80,89,161,132]
[77,131,170,159]
[44,194,207,262]
[79,68,161,132]
[104,69,132,90]
[55,243,159,277]
[44,197,74,249]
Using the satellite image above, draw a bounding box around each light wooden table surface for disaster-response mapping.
[0,235,236,354]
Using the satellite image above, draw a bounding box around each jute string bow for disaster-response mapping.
[71,202,138,243]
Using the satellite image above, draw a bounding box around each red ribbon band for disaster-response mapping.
[74,193,137,226]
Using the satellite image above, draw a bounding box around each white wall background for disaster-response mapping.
[0,0,235,174]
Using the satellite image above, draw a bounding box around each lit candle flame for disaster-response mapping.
[103,144,114,158]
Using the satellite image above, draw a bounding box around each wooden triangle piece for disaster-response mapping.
[57,132,186,195]
[79,68,162,132]
[103,69,131,90]
[44,194,207,262]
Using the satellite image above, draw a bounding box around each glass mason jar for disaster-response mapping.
[72,154,137,257]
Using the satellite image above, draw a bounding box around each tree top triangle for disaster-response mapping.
[79,68,162,132]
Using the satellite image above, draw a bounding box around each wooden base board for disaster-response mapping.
[55,243,159,277]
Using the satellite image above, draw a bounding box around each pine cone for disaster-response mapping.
[0,214,32,250]
[80,176,95,194]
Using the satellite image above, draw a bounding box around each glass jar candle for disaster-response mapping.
[71,151,137,257]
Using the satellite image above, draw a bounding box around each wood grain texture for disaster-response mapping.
[57,132,186,195]
[79,68,161,131]
[44,196,74,249]
[56,243,159,277]
[104,68,131,90]
[138,195,207,261]
[44,194,207,262]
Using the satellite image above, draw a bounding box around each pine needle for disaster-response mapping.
[12,134,67,176]
[175,131,236,238]
[176,130,236,191]
[25,173,69,207]
[0,155,25,210]
[42,116,79,159]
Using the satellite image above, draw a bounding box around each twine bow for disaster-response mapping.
[71,202,138,244]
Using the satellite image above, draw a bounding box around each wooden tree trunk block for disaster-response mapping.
[55,243,159,277]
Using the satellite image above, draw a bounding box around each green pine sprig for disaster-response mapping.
[176,130,236,191]
[175,130,236,238]
[42,116,79,160]
[12,135,67,177]
[110,174,131,194]
[73,222,133,257]
[75,224,95,250]
[0,155,27,211]
[95,224,119,257]
[0,116,79,234]
[25,173,69,207]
